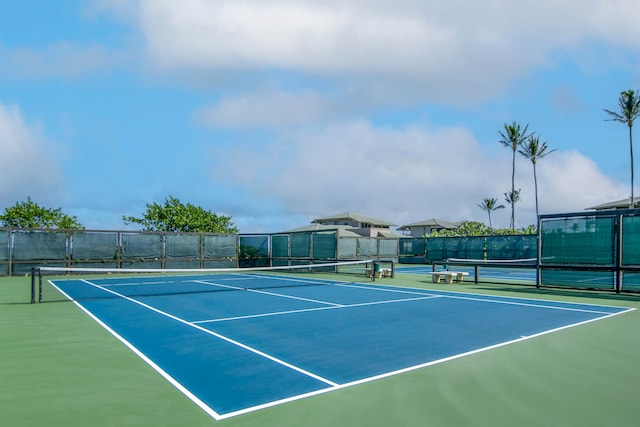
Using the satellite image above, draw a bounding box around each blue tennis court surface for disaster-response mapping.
[49,273,632,420]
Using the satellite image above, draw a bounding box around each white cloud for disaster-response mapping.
[210,120,627,230]
[129,0,640,103]
[0,103,66,208]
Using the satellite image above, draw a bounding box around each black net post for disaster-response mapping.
[38,268,43,303]
[30,267,36,304]
[371,261,379,282]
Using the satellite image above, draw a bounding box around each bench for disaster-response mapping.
[427,271,468,284]
[365,267,392,278]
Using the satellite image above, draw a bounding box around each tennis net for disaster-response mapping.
[442,258,537,284]
[33,259,392,303]
[447,258,537,267]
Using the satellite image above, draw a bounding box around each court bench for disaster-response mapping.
[365,267,393,278]
[427,271,469,284]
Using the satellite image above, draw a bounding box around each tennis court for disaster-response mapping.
[43,268,631,421]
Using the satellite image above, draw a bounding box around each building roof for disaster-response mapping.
[397,218,458,230]
[280,223,401,238]
[311,212,396,227]
[586,197,640,210]
[279,224,362,237]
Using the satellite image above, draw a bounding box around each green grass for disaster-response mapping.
[2,274,640,426]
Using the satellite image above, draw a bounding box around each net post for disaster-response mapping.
[30,267,36,304]
[38,267,43,303]
[536,217,542,289]
[474,265,479,284]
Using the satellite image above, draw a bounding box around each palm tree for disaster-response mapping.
[499,122,532,228]
[518,135,556,219]
[477,197,505,229]
[504,189,521,223]
[604,89,640,208]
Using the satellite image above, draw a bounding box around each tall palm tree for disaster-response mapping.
[518,135,556,219]
[499,122,532,228]
[604,89,640,208]
[477,197,505,229]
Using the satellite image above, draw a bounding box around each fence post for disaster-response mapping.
[536,217,541,289]
[616,213,623,293]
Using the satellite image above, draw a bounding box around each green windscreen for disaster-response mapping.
[13,231,67,261]
[399,238,426,264]
[204,234,237,258]
[338,237,357,258]
[427,237,485,262]
[312,231,337,259]
[540,216,616,265]
[486,235,537,260]
[73,232,118,260]
[357,238,377,257]
[291,232,311,258]
[120,233,162,268]
[0,230,9,261]
[379,238,398,257]
[540,269,616,291]
[622,215,640,266]
[271,234,290,258]
[164,234,201,269]
[239,235,269,267]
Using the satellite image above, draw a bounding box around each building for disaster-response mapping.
[397,218,458,237]
[309,212,399,238]
[586,197,640,210]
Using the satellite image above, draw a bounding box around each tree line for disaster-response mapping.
[0,196,237,233]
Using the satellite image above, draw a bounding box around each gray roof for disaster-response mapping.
[312,212,396,227]
[586,197,640,210]
[377,230,403,238]
[281,224,401,238]
[397,218,458,230]
[279,224,362,237]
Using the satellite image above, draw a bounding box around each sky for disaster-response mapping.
[1,0,639,234]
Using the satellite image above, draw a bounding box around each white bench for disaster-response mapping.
[427,271,468,284]
[365,267,392,278]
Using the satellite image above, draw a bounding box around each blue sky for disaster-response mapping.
[1,0,639,233]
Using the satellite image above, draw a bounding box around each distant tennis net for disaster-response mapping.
[442,258,537,284]
[33,260,392,303]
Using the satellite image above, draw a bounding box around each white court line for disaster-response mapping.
[434,293,618,315]
[193,295,442,324]
[192,279,342,307]
[78,279,340,389]
[342,282,628,315]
